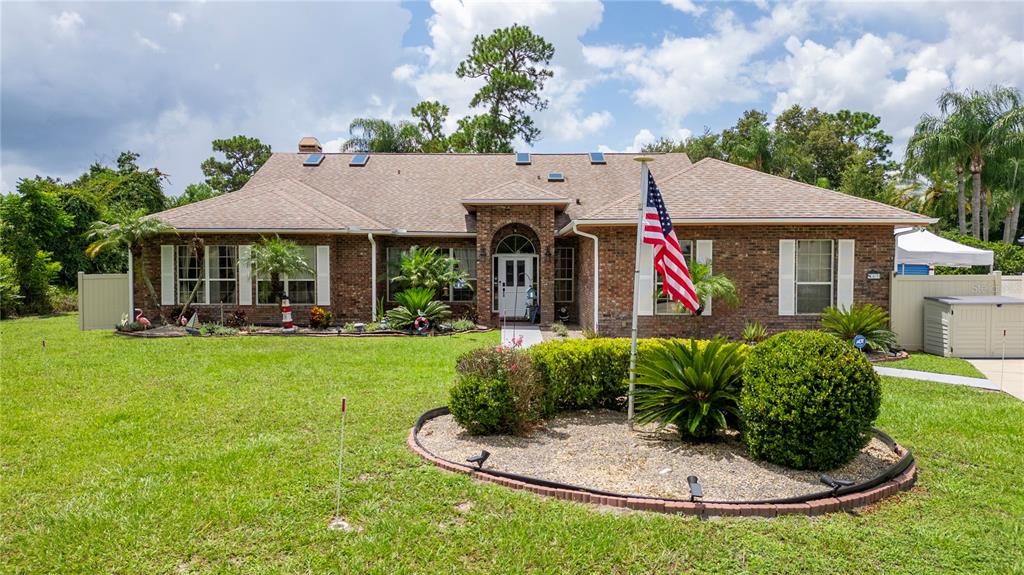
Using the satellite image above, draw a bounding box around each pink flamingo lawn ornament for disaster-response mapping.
[134,308,151,330]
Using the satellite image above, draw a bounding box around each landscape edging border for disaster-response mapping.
[408,407,917,518]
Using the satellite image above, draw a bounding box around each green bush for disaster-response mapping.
[633,338,748,440]
[0,253,22,318]
[452,318,477,331]
[741,331,882,470]
[529,338,702,413]
[47,286,77,313]
[820,303,897,352]
[449,347,542,435]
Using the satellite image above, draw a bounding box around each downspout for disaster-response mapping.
[368,233,377,321]
[572,223,600,333]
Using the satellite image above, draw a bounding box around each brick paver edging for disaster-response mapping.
[407,416,917,518]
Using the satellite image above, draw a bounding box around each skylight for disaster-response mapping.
[547,172,565,182]
[349,154,369,167]
[515,152,531,165]
[589,152,606,164]
[303,153,324,167]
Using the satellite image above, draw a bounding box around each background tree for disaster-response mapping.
[455,24,555,151]
[86,209,175,312]
[170,183,220,208]
[72,152,168,215]
[410,100,451,153]
[342,118,419,153]
[0,178,70,313]
[201,135,272,194]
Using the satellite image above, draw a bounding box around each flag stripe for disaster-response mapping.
[641,170,699,313]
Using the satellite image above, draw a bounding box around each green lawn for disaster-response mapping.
[887,353,987,378]
[2,315,1022,574]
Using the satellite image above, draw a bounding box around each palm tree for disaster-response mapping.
[245,236,313,304]
[908,86,1023,239]
[86,209,175,312]
[342,118,420,153]
[392,246,471,295]
[686,261,739,317]
[906,120,969,234]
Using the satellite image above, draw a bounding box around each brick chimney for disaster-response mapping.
[298,136,322,153]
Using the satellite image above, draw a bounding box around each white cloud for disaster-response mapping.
[396,0,608,147]
[552,110,613,141]
[661,0,704,16]
[134,31,164,53]
[584,4,809,131]
[168,12,186,31]
[51,11,83,37]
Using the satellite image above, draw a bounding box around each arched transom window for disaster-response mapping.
[495,234,535,254]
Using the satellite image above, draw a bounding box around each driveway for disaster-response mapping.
[967,359,1024,401]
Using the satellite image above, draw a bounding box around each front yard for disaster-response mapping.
[2,315,1022,574]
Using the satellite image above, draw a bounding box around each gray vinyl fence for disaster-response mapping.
[78,272,130,330]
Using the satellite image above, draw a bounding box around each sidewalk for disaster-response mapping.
[500,323,543,349]
[875,361,1023,401]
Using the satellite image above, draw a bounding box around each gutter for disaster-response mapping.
[557,217,940,236]
[572,223,600,333]
[368,232,377,320]
[166,228,477,238]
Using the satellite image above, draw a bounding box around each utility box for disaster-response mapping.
[922,295,1024,358]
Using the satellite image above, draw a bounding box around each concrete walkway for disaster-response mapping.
[500,323,544,349]
[967,359,1024,401]
[875,362,1024,401]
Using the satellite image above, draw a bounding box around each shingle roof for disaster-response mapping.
[579,158,934,226]
[462,180,569,205]
[151,153,933,233]
[154,152,689,233]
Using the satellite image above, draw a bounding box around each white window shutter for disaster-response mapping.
[316,245,331,306]
[160,245,174,305]
[837,239,855,310]
[238,245,253,305]
[695,240,713,316]
[778,240,795,316]
[638,242,654,316]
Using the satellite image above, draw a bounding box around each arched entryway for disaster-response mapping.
[491,227,540,320]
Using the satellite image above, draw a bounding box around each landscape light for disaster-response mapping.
[466,450,490,469]
[687,475,703,501]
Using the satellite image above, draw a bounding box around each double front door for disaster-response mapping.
[497,256,534,319]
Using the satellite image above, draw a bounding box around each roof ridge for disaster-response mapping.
[287,176,387,228]
[264,180,344,228]
[698,158,928,219]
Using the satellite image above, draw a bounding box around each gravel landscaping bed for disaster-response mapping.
[418,409,899,501]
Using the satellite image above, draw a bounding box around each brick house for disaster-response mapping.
[136,138,934,336]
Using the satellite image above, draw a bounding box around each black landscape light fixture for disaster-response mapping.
[819,474,855,494]
[687,475,703,501]
[466,450,490,469]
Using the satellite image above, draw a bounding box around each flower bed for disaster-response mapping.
[115,324,491,338]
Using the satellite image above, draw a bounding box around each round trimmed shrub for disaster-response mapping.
[448,348,542,435]
[741,331,882,470]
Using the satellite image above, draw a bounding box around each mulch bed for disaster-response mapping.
[867,350,910,363]
[115,325,491,338]
[417,409,899,502]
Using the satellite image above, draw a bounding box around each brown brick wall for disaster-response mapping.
[580,225,895,338]
[473,205,558,326]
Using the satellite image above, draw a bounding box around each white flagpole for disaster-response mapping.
[628,157,654,427]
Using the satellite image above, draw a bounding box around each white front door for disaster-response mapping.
[498,256,531,319]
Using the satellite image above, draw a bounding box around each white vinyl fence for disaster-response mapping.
[78,272,131,330]
[1002,275,1024,299]
[890,272,1004,351]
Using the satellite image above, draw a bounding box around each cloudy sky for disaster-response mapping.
[2,0,1022,197]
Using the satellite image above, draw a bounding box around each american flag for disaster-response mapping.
[642,170,699,313]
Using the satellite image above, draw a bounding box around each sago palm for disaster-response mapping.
[86,209,175,311]
[820,303,897,352]
[633,338,748,440]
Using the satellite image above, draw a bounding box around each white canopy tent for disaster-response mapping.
[895,227,994,268]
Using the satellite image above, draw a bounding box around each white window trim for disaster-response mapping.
[175,245,207,305]
[206,245,239,306]
[554,246,574,303]
[794,239,835,316]
[654,239,694,316]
